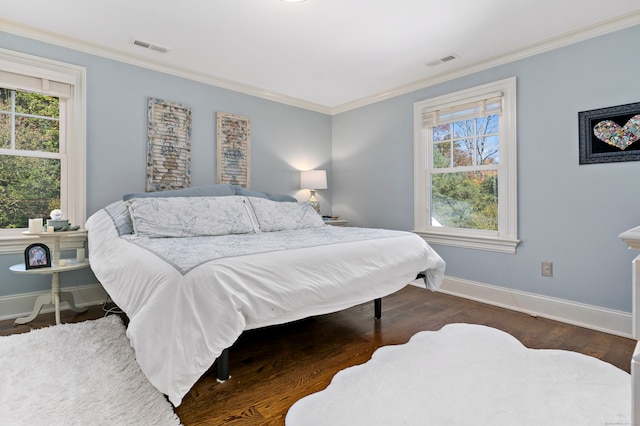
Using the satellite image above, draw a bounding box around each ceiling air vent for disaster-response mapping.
[425,54,458,67]
[133,40,169,54]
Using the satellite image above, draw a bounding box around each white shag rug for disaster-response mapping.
[0,315,181,426]
[286,323,630,426]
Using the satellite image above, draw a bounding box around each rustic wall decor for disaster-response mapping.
[146,97,192,191]
[216,112,251,187]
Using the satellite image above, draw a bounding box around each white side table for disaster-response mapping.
[12,230,89,325]
[10,260,90,325]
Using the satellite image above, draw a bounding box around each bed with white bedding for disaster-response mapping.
[85,185,446,406]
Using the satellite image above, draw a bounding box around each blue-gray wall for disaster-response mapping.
[332,24,640,313]
[2,24,639,315]
[0,31,331,297]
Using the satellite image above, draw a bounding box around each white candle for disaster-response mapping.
[47,225,54,233]
[76,248,85,262]
[28,218,43,234]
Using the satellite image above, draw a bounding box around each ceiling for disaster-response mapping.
[1,0,640,114]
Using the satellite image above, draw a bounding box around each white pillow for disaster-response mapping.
[129,196,256,237]
[248,196,325,232]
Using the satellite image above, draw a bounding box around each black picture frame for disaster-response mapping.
[24,243,51,269]
[579,101,640,164]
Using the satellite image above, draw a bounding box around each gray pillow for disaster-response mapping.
[233,185,296,202]
[123,184,235,201]
[103,200,134,236]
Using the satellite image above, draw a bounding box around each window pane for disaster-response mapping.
[453,119,474,139]
[477,135,499,165]
[0,88,10,111]
[433,142,451,168]
[0,155,60,228]
[433,124,451,141]
[15,116,59,152]
[453,139,473,166]
[0,114,9,148]
[476,114,498,135]
[15,91,59,118]
[431,171,498,231]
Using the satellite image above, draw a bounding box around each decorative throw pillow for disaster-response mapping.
[248,196,325,232]
[128,196,256,237]
[103,200,134,236]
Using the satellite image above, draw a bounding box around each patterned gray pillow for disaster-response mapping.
[248,196,325,232]
[129,196,256,238]
[103,200,134,236]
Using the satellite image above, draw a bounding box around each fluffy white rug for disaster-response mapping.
[0,315,181,426]
[286,323,630,425]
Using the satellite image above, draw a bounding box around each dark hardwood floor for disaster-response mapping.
[0,285,635,425]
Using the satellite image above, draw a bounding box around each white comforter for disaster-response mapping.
[86,208,445,406]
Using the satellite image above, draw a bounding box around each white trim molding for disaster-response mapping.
[0,282,107,321]
[420,276,632,339]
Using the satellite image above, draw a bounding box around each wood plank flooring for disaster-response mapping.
[0,286,635,425]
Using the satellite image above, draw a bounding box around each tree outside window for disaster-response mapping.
[0,88,61,228]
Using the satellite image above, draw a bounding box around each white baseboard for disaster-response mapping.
[417,276,633,339]
[0,283,109,322]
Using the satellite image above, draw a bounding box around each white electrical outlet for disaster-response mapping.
[541,261,553,277]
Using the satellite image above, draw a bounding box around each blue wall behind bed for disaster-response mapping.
[0,31,332,299]
[2,23,640,330]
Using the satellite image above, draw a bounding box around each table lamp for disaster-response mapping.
[300,170,327,214]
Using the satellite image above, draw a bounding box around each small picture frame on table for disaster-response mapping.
[24,243,51,269]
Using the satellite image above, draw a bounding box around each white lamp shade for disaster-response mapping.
[300,170,327,190]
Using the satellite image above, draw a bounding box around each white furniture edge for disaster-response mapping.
[0,282,107,322]
[411,275,632,338]
[620,226,640,424]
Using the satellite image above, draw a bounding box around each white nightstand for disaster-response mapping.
[12,230,89,325]
[10,260,90,325]
[324,219,348,226]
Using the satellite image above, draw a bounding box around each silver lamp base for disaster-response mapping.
[308,189,320,214]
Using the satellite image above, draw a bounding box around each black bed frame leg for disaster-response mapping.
[217,348,230,382]
[374,298,382,319]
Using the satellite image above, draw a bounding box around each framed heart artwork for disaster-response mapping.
[579,101,640,164]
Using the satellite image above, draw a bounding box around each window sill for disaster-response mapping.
[413,229,520,254]
[0,229,87,254]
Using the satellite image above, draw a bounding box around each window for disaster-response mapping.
[0,88,62,228]
[413,77,519,253]
[0,49,86,253]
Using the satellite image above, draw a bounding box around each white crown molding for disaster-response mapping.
[331,11,640,115]
[0,18,332,115]
[2,12,639,116]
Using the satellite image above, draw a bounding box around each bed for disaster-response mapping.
[85,184,446,406]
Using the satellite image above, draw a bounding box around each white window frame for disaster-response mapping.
[413,77,519,254]
[0,49,86,253]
